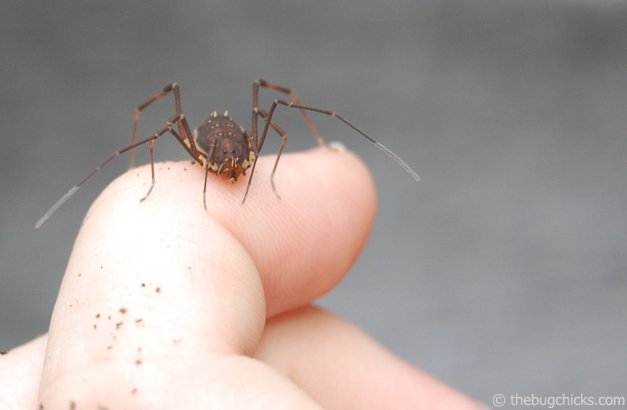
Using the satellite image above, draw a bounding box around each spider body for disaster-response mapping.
[193,111,256,183]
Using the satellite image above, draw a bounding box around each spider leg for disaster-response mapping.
[268,99,421,183]
[243,107,287,204]
[130,83,192,167]
[253,79,329,148]
[252,80,419,182]
[131,84,206,198]
[203,167,210,210]
[36,114,193,229]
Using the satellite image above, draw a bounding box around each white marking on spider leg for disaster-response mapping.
[374,141,421,182]
[35,185,80,229]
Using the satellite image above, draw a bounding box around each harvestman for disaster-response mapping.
[36,79,420,228]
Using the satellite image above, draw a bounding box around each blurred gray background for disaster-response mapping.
[2,0,626,406]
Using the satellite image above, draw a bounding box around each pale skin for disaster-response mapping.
[0,147,484,409]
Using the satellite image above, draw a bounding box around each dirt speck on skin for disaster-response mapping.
[119,307,128,314]
[135,359,142,366]
[69,400,76,410]
[155,286,161,293]
[96,313,100,319]
[0,351,7,355]
[116,321,124,329]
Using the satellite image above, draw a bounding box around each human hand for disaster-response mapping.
[1,147,483,409]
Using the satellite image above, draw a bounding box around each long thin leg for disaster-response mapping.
[253,79,329,150]
[167,116,203,162]
[265,99,421,183]
[243,107,288,203]
[140,139,156,202]
[203,167,210,210]
[259,103,287,196]
[134,94,203,180]
[36,115,190,229]
[247,79,314,203]
[130,83,185,167]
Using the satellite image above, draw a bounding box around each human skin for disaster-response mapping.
[0,147,484,409]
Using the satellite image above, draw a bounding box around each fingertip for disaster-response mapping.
[228,147,378,315]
